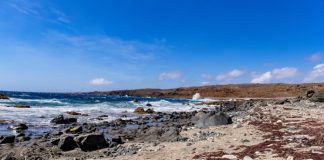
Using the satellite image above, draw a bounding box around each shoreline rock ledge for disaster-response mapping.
[0,93,9,99]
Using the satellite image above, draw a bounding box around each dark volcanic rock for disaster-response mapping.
[0,93,9,99]
[8,123,28,131]
[58,136,78,151]
[50,115,77,124]
[0,135,15,144]
[135,126,183,142]
[193,111,232,128]
[309,90,324,102]
[74,133,109,151]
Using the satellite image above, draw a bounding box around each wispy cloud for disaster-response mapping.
[89,78,113,85]
[309,53,322,62]
[216,69,244,82]
[7,0,70,24]
[251,67,298,83]
[44,31,165,61]
[159,71,182,81]
[305,64,324,82]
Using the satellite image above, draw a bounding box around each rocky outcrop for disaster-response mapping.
[50,115,77,124]
[74,133,109,151]
[0,93,9,99]
[193,112,232,128]
[308,90,324,102]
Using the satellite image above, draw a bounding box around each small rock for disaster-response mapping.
[146,103,152,107]
[287,156,294,160]
[50,115,77,124]
[65,111,82,115]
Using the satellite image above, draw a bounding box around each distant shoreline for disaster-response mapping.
[89,83,324,99]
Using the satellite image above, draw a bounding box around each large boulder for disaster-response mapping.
[74,133,109,151]
[0,135,15,144]
[193,111,232,128]
[58,136,78,151]
[135,126,183,142]
[308,90,324,102]
[50,115,77,124]
[0,93,9,100]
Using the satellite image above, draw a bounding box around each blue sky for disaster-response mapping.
[0,0,324,92]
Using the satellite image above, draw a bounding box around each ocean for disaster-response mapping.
[0,91,201,136]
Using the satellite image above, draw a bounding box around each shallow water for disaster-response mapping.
[0,91,203,136]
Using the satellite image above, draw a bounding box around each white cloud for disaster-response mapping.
[89,78,113,85]
[216,69,244,81]
[251,71,272,83]
[272,67,298,79]
[158,71,182,81]
[251,67,298,83]
[201,81,210,85]
[305,64,324,82]
[309,53,322,62]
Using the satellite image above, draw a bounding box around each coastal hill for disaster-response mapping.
[90,83,324,99]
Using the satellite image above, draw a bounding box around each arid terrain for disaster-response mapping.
[90,83,324,99]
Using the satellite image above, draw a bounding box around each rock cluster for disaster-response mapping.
[0,93,9,99]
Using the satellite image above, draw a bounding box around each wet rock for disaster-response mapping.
[98,115,109,118]
[65,111,82,115]
[0,93,9,99]
[193,112,232,128]
[58,136,78,151]
[50,115,77,124]
[0,135,15,144]
[14,104,30,108]
[74,133,109,151]
[146,103,152,107]
[69,126,82,134]
[8,123,28,131]
[0,119,13,124]
[134,107,145,114]
[16,136,31,142]
[145,108,155,114]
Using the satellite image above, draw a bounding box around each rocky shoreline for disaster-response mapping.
[0,90,324,160]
